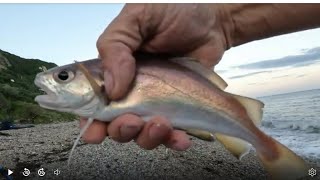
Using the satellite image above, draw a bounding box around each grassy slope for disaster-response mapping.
[0,49,75,124]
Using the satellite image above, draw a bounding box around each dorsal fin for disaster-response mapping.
[229,94,264,126]
[170,57,228,90]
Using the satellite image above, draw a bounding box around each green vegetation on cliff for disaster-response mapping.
[0,49,76,124]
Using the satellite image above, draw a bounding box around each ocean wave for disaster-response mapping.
[261,121,320,133]
[261,121,275,128]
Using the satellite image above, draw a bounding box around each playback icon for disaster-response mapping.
[22,168,30,177]
[38,168,45,177]
[8,169,13,176]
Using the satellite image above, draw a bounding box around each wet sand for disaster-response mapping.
[0,121,318,180]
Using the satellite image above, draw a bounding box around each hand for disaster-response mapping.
[80,4,231,150]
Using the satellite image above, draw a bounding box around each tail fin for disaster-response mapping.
[256,135,309,180]
[230,93,308,179]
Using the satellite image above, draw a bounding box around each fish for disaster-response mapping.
[34,54,309,179]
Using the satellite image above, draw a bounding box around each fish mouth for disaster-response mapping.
[34,78,59,108]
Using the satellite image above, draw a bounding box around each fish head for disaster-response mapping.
[34,59,104,117]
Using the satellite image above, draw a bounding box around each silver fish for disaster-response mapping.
[34,55,308,179]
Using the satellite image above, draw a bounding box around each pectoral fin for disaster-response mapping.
[215,133,252,160]
[75,61,109,105]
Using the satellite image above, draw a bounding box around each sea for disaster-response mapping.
[258,89,320,164]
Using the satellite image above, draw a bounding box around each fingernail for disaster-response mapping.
[149,123,170,141]
[120,125,141,139]
[104,71,114,97]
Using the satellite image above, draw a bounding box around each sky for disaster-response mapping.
[0,4,319,97]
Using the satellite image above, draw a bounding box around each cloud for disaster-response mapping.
[215,69,227,74]
[228,70,272,79]
[295,74,306,78]
[292,60,320,67]
[235,47,320,69]
[271,75,290,79]
[247,82,267,86]
[247,83,257,85]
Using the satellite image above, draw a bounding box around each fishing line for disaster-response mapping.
[68,117,94,166]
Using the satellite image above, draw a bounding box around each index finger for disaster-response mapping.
[97,4,145,100]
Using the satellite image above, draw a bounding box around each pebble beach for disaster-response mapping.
[0,121,318,180]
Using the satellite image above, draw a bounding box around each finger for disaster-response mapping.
[164,130,192,151]
[107,114,145,143]
[80,118,108,144]
[97,5,146,100]
[135,116,173,150]
[99,44,136,100]
[187,39,225,67]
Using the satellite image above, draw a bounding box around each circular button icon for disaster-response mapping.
[22,168,30,177]
[38,168,45,177]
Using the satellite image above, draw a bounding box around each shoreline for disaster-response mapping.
[0,121,319,179]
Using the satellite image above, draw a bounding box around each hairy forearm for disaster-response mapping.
[220,4,320,48]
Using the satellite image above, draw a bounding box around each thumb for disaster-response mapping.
[97,5,144,100]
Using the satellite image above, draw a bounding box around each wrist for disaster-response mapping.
[214,4,236,50]
[218,4,270,48]
[219,4,320,48]
[223,4,278,47]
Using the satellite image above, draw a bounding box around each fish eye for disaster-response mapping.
[58,71,69,81]
[54,69,75,83]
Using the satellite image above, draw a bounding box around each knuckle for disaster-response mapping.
[96,36,108,54]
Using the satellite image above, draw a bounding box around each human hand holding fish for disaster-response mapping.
[34,3,320,179]
[89,3,320,153]
[90,4,228,151]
